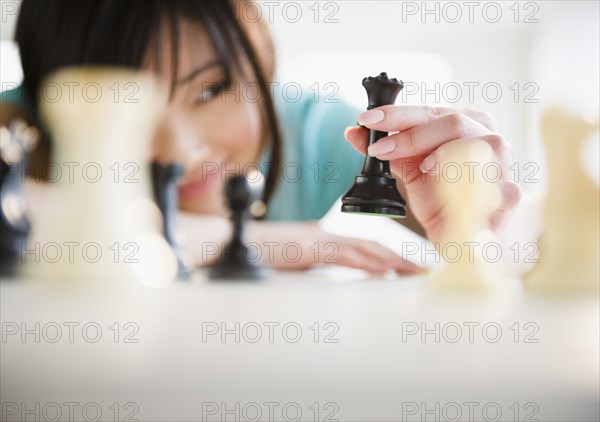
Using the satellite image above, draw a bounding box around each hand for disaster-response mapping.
[179,214,422,274]
[249,221,423,274]
[344,106,522,244]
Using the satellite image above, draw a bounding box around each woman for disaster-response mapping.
[1,0,521,273]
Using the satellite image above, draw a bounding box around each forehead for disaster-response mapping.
[144,17,219,81]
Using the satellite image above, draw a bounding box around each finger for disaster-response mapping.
[368,114,491,160]
[344,126,428,184]
[490,208,514,232]
[489,180,522,231]
[329,236,395,272]
[498,180,522,211]
[479,133,514,178]
[336,246,391,273]
[350,239,422,274]
[357,105,499,133]
[418,134,513,178]
[344,126,369,155]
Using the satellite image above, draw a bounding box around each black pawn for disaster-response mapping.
[209,175,268,281]
[151,162,190,279]
[341,72,407,218]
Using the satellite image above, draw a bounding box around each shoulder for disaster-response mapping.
[1,84,38,126]
[265,86,364,221]
[273,85,362,161]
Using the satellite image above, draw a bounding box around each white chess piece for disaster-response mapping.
[428,139,505,292]
[24,67,177,288]
[525,108,600,294]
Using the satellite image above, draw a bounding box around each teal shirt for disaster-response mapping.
[1,84,363,221]
[265,88,363,221]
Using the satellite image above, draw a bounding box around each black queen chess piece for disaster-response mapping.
[209,174,269,281]
[341,72,407,218]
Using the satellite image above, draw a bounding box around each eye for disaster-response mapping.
[194,80,228,104]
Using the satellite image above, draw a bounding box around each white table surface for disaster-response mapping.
[1,268,598,422]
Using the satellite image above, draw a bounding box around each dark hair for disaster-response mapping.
[15,0,281,205]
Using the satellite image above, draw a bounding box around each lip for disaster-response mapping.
[178,171,222,198]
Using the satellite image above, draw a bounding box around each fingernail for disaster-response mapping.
[420,154,436,173]
[368,139,395,156]
[357,109,385,126]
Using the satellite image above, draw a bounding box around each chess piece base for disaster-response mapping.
[341,175,407,218]
[340,204,406,218]
[209,241,269,281]
[209,263,269,281]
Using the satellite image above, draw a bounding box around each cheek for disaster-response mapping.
[211,100,263,161]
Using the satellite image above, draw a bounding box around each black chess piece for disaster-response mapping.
[341,72,407,218]
[209,174,268,281]
[0,119,39,277]
[151,162,190,279]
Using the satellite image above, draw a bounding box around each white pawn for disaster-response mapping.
[525,108,600,294]
[428,139,505,292]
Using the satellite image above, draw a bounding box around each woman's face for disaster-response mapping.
[146,19,263,216]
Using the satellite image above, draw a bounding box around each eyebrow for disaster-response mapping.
[175,60,222,86]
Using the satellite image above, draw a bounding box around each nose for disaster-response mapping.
[150,111,212,179]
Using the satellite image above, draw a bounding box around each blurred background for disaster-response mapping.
[3,0,598,191]
[268,0,599,191]
[2,0,599,187]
